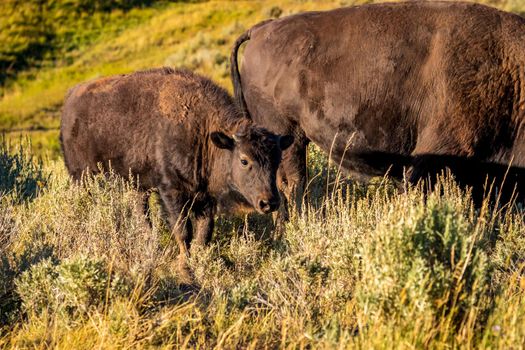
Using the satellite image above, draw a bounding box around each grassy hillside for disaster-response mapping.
[0,0,348,156]
[1,0,522,157]
[1,0,525,348]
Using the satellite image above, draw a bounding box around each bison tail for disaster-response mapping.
[230,19,274,119]
[230,19,272,119]
[230,30,251,119]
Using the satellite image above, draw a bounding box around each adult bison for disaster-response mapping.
[231,1,525,206]
[61,68,293,260]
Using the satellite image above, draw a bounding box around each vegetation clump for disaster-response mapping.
[0,140,47,203]
[16,256,130,319]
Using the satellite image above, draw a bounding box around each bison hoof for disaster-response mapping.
[175,254,195,285]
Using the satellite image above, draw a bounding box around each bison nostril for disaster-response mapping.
[257,197,280,213]
[259,199,270,211]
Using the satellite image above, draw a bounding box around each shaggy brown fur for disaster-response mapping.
[231,1,525,205]
[61,68,293,259]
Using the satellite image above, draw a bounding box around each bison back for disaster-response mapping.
[60,68,205,188]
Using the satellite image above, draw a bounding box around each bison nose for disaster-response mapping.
[258,197,280,214]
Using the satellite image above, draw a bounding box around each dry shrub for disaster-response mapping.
[13,164,167,277]
[0,143,524,349]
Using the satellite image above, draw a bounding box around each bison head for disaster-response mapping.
[211,127,293,214]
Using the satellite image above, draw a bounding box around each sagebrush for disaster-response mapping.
[0,143,524,349]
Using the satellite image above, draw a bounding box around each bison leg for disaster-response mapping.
[140,190,154,228]
[272,141,308,234]
[159,189,193,257]
[279,139,308,214]
[192,203,214,246]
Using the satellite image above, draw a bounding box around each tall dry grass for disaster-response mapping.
[0,143,524,348]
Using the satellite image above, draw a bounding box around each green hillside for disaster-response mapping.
[0,0,349,156]
[1,0,522,157]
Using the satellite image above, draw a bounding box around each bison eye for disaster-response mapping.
[240,158,249,167]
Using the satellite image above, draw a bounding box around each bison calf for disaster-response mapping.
[61,68,293,260]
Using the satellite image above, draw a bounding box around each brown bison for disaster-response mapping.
[61,68,293,258]
[231,1,525,205]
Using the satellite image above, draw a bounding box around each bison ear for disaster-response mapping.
[211,132,234,150]
[279,135,294,151]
